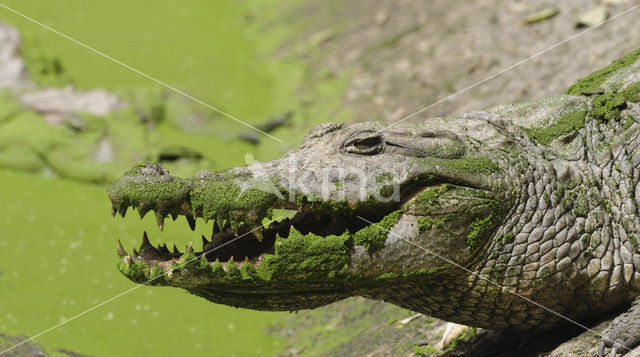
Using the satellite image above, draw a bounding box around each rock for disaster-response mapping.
[398,313,423,326]
[0,21,29,90]
[273,298,637,356]
[93,137,115,164]
[238,132,260,145]
[238,111,292,144]
[545,320,608,356]
[435,322,471,350]
[256,111,292,132]
[374,10,390,25]
[602,0,631,5]
[157,146,203,162]
[308,28,339,47]
[523,7,560,24]
[19,86,126,125]
[576,6,608,28]
[0,333,89,357]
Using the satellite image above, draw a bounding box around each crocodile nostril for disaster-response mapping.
[419,129,460,140]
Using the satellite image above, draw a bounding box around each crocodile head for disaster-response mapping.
[107,49,640,333]
[108,118,515,312]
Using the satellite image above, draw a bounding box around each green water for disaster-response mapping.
[0,169,285,355]
[0,0,300,122]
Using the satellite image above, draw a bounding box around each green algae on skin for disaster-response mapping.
[573,194,589,217]
[148,265,169,285]
[257,229,352,281]
[225,259,243,281]
[523,109,587,145]
[566,48,640,96]
[466,214,495,252]
[295,190,399,217]
[417,216,445,232]
[526,81,640,144]
[624,115,635,130]
[413,184,451,207]
[589,82,640,123]
[116,258,154,283]
[108,162,283,228]
[353,210,402,253]
[375,264,451,281]
[106,163,191,218]
[190,179,279,227]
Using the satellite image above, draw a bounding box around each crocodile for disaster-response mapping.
[108,49,640,355]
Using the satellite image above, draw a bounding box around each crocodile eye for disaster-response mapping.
[341,130,384,155]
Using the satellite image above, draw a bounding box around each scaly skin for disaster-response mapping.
[108,49,640,354]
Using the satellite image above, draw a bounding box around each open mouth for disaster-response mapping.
[115,205,389,273]
[108,161,495,290]
[111,179,491,278]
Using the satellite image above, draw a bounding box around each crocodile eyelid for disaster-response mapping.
[341,130,384,155]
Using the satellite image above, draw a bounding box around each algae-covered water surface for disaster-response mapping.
[0,0,301,120]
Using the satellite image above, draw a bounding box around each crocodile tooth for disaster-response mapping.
[253,229,263,242]
[158,243,170,254]
[187,215,196,231]
[170,213,178,221]
[118,206,128,218]
[156,213,165,232]
[138,207,149,220]
[140,232,155,252]
[212,220,221,235]
[242,257,251,269]
[116,239,127,257]
[186,242,194,254]
[173,244,180,254]
[132,247,140,256]
[201,235,210,249]
[111,205,117,218]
